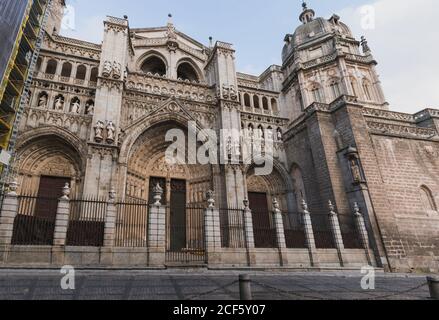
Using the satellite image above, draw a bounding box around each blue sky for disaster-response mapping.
[61,0,439,113]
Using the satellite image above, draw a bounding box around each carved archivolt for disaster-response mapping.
[15,135,83,195]
[125,121,212,201]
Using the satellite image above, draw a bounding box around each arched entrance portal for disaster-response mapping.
[16,134,83,198]
[245,164,295,248]
[127,121,212,262]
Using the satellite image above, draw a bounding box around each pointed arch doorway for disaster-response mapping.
[127,121,211,265]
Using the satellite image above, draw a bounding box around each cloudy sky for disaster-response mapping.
[60,0,439,114]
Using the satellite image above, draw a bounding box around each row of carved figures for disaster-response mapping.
[94,120,116,144]
[37,92,94,115]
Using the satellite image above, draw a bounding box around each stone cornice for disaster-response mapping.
[362,107,416,123]
[366,121,438,140]
[240,111,289,126]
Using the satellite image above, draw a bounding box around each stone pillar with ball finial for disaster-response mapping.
[0,179,20,245]
[301,199,320,267]
[328,200,346,266]
[204,190,222,266]
[148,183,166,267]
[53,183,71,246]
[103,187,118,247]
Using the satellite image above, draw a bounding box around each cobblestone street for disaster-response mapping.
[0,269,432,300]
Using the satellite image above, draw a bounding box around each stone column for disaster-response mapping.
[272,198,288,266]
[148,183,166,268]
[204,190,222,266]
[354,203,373,266]
[53,183,71,246]
[301,200,320,267]
[103,188,117,247]
[0,181,19,245]
[328,201,346,267]
[243,199,256,266]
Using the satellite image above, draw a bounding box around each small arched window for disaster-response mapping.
[76,65,87,80]
[329,81,341,100]
[36,57,42,72]
[61,62,72,78]
[362,79,374,101]
[253,95,260,109]
[420,186,437,212]
[177,62,199,82]
[350,77,359,97]
[45,59,57,74]
[141,55,166,76]
[311,86,323,103]
[271,98,278,113]
[262,97,269,110]
[244,93,251,107]
[90,67,98,82]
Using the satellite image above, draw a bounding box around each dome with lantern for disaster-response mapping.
[282,2,355,63]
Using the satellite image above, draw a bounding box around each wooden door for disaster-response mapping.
[169,179,187,251]
[248,192,276,248]
[35,176,70,219]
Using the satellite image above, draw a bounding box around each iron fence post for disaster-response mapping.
[0,180,19,245]
[239,274,253,300]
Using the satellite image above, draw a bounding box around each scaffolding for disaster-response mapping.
[0,0,53,186]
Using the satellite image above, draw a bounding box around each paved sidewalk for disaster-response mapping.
[0,269,432,300]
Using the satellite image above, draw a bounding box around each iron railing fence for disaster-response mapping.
[115,198,149,247]
[310,213,336,249]
[11,194,58,245]
[166,205,206,264]
[282,212,307,248]
[219,207,246,248]
[338,214,362,249]
[66,196,107,247]
[252,209,277,248]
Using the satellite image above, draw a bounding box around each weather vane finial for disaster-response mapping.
[302,1,308,10]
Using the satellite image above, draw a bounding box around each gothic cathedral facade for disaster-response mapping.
[12,1,439,272]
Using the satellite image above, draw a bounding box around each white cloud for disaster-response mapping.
[338,0,439,113]
[61,15,104,44]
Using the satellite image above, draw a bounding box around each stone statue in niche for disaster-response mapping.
[70,100,80,114]
[102,61,112,77]
[54,96,64,111]
[94,121,105,142]
[112,61,121,79]
[277,129,283,141]
[38,94,47,107]
[350,158,363,184]
[106,121,116,143]
[85,101,94,115]
[346,146,365,185]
